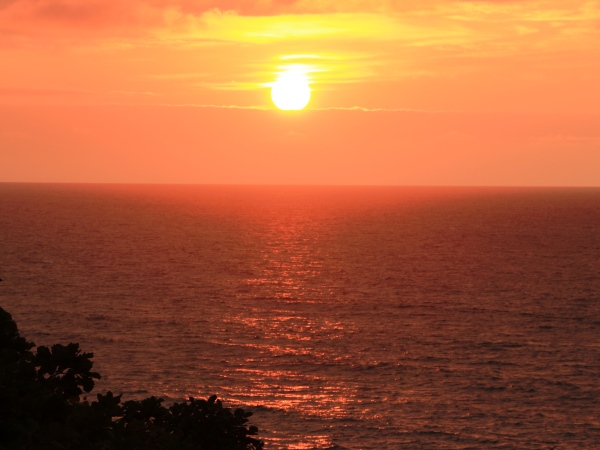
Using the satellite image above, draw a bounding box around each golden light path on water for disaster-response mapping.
[214,204,370,448]
[128,191,382,449]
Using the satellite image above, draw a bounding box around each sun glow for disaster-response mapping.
[271,68,311,111]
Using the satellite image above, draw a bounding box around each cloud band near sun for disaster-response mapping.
[1,0,598,112]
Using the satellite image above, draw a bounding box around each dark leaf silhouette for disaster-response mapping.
[0,306,264,450]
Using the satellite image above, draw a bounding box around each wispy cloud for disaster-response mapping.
[158,103,270,110]
[0,87,94,96]
[152,103,458,113]
[312,106,453,113]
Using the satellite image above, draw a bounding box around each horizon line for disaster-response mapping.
[1,181,599,189]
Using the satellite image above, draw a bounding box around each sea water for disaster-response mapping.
[1,183,599,449]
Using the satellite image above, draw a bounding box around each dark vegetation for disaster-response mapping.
[0,307,263,450]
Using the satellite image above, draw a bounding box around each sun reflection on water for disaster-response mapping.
[211,205,368,449]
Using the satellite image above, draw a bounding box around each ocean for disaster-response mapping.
[0,183,599,449]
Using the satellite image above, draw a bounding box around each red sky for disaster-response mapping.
[1,0,599,185]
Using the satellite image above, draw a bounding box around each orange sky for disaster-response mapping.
[1,0,599,185]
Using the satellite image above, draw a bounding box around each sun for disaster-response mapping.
[271,69,311,111]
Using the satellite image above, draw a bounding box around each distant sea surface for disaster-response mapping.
[1,183,599,449]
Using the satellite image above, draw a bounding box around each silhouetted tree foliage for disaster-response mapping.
[0,307,263,450]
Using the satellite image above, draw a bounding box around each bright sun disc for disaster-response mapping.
[271,71,311,110]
